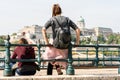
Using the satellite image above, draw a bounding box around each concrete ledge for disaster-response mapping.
[0,68,120,80]
[0,75,120,80]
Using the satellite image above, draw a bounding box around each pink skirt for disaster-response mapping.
[41,46,68,68]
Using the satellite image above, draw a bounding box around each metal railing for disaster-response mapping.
[0,35,120,76]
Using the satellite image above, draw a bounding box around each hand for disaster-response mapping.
[75,42,79,45]
[47,43,53,48]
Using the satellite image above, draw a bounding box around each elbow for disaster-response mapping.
[76,28,80,34]
[42,27,46,33]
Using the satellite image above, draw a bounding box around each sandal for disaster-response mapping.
[58,71,63,75]
[55,65,63,75]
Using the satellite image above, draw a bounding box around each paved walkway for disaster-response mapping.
[0,68,120,80]
[35,68,118,76]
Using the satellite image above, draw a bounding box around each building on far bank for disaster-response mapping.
[18,25,43,39]
[10,16,113,44]
[94,27,113,36]
[10,25,44,44]
[77,16,113,41]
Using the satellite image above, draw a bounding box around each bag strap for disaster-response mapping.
[54,17,62,28]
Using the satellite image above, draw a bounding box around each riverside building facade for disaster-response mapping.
[10,16,113,44]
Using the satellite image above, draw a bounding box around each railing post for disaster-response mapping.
[37,41,41,69]
[102,48,105,67]
[66,44,74,75]
[3,35,12,76]
[86,49,88,63]
[94,44,99,67]
[118,47,120,74]
[118,47,120,59]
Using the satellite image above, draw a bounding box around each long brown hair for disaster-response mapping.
[52,4,62,17]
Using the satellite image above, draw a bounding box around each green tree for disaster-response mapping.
[11,33,17,36]
[0,35,6,44]
[106,33,120,44]
[115,34,120,44]
[71,35,76,42]
[97,34,106,44]
[0,38,4,44]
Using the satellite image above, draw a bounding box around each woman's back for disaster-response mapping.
[12,46,36,68]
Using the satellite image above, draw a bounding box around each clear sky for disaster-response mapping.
[0,0,120,35]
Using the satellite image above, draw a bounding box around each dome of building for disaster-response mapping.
[79,16,84,22]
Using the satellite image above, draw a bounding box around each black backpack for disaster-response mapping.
[53,17,71,49]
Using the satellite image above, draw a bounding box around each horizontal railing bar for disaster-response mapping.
[73,44,120,48]
[10,44,53,47]
[0,44,5,46]
[0,58,5,61]
[73,58,95,61]
[11,59,68,62]
[99,58,120,61]
[41,59,68,62]
[1,43,120,47]
[11,59,37,62]
[72,58,120,61]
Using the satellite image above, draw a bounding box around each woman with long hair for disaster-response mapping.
[42,4,80,75]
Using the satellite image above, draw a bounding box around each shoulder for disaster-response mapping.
[14,46,21,50]
[62,16,71,23]
[60,16,71,22]
[50,16,56,21]
[46,17,54,24]
[60,16,70,20]
[44,17,54,28]
[13,46,24,53]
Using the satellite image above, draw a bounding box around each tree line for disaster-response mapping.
[0,33,120,45]
[72,33,120,45]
